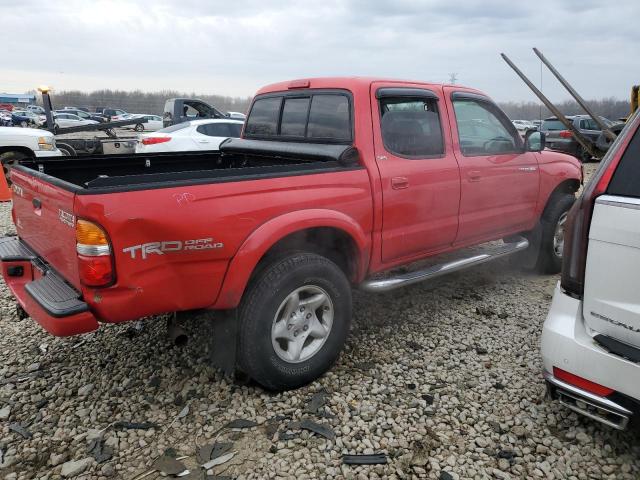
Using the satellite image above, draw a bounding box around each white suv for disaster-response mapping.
[541,111,640,430]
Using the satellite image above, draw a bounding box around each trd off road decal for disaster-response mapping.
[122,238,223,260]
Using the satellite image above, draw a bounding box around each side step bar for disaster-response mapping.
[360,237,529,293]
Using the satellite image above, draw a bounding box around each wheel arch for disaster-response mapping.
[213,210,371,309]
[0,146,35,159]
[541,178,580,219]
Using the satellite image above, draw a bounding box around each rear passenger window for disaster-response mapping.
[245,97,281,136]
[280,97,310,137]
[379,97,444,157]
[307,95,351,141]
[244,91,352,143]
[607,123,640,198]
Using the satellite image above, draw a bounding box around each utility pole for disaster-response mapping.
[448,73,458,85]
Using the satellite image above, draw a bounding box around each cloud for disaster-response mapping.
[0,0,636,102]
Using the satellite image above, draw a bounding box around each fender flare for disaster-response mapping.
[213,209,371,309]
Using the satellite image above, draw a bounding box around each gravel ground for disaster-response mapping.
[1,162,639,480]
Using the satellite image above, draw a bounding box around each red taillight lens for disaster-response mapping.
[76,219,114,287]
[77,255,114,287]
[559,130,573,138]
[141,136,171,145]
[553,367,614,396]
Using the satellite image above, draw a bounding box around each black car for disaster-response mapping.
[541,115,616,162]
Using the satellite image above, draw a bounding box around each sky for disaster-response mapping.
[1,0,637,102]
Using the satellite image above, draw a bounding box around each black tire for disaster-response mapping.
[576,146,592,163]
[56,143,76,156]
[534,194,575,274]
[134,123,144,132]
[20,121,28,128]
[238,252,352,391]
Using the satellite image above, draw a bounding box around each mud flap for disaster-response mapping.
[510,222,542,269]
[208,309,239,379]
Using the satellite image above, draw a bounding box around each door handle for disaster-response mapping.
[468,170,481,181]
[197,139,210,143]
[391,177,409,190]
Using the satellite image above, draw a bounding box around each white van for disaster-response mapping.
[541,111,640,430]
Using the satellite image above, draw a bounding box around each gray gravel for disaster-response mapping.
[1,162,639,479]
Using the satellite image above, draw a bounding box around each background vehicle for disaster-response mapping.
[53,112,99,131]
[227,111,247,120]
[0,78,580,391]
[62,106,90,113]
[125,114,163,132]
[542,115,616,162]
[163,98,227,127]
[542,111,640,431]
[11,111,38,128]
[135,118,243,153]
[0,104,14,112]
[27,105,45,114]
[13,110,44,127]
[0,110,12,126]
[57,108,106,123]
[512,119,536,133]
[0,126,61,179]
[94,108,128,121]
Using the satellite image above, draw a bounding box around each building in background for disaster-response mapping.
[0,93,36,106]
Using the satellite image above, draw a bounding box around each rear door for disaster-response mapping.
[583,124,640,349]
[444,89,540,243]
[10,168,80,288]
[371,83,461,263]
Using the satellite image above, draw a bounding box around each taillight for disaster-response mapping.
[561,115,639,297]
[141,136,171,145]
[76,219,114,287]
[559,130,573,138]
[553,367,614,396]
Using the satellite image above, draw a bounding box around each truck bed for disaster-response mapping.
[14,139,360,194]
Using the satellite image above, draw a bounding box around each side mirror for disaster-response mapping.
[525,130,545,152]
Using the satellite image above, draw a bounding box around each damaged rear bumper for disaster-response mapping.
[0,236,98,336]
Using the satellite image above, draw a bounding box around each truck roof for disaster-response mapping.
[256,77,483,96]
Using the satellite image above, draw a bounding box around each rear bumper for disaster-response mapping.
[541,282,640,429]
[0,237,98,336]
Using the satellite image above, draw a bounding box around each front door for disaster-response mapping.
[444,89,540,244]
[372,84,461,264]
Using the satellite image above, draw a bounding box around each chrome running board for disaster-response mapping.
[360,237,529,293]
[544,371,631,430]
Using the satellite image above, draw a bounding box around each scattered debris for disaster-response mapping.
[9,423,32,439]
[202,451,236,469]
[152,452,187,476]
[177,405,190,419]
[342,453,388,465]
[421,394,434,405]
[264,422,279,439]
[406,383,417,390]
[475,346,488,355]
[439,472,455,480]
[148,376,161,388]
[299,418,335,440]
[225,418,257,429]
[196,442,233,465]
[87,437,113,464]
[113,421,159,430]
[306,389,329,413]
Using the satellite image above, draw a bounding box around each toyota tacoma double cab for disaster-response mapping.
[0,78,581,390]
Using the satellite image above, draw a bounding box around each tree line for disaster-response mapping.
[35,89,631,121]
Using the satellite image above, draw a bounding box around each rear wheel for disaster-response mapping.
[237,252,352,391]
[134,123,144,132]
[535,194,575,274]
[577,146,592,163]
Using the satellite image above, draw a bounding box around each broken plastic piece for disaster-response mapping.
[306,389,329,413]
[225,418,257,429]
[342,453,388,465]
[202,451,235,469]
[299,418,335,440]
[9,423,32,439]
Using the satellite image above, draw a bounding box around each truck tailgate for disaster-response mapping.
[10,168,80,288]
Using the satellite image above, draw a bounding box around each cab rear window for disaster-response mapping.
[244,91,352,143]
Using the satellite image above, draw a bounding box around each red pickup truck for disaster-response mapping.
[0,77,581,390]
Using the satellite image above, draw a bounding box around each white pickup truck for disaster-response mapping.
[0,127,62,179]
